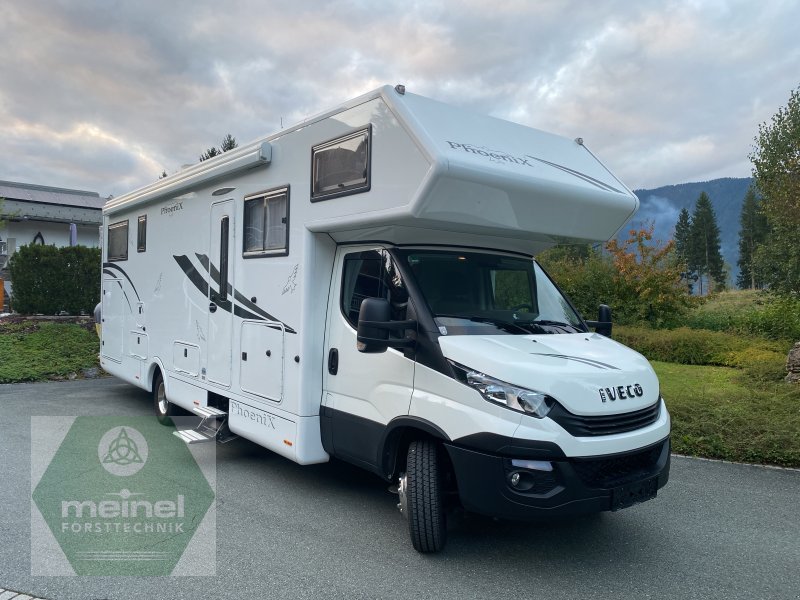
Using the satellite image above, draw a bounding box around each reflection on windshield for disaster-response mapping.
[401,250,585,335]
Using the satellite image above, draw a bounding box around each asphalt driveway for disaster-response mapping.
[1,379,799,600]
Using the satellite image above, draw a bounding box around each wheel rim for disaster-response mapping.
[397,472,408,519]
[157,381,167,415]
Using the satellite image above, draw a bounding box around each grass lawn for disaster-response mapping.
[1,317,797,468]
[654,360,800,468]
[0,319,100,383]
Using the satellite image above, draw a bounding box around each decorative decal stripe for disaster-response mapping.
[174,255,208,297]
[531,353,620,370]
[526,156,623,194]
[194,253,286,326]
[174,254,296,334]
[102,262,141,301]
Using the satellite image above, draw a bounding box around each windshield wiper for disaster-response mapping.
[435,314,536,335]
[531,319,584,332]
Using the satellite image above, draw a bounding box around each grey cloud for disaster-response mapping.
[1,0,798,197]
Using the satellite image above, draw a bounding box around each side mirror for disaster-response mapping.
[357,298,391,353]
[357,297,417,353]
[589,304,612,337]
[585,304,612,337]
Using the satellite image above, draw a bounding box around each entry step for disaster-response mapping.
[193,405,227,419]
[173,428,215,444]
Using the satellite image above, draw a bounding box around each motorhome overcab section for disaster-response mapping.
[100,84,670,553]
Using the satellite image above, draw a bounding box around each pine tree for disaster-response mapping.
[199,147,220,162]
[689,192,726,294]
[220,134,237,152]
[674,207,694,291]
[199,134,238,162]
[736,187,769,289]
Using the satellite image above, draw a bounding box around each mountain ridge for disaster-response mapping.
[626,177,753,284]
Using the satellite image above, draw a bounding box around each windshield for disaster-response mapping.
[400,250,585,335]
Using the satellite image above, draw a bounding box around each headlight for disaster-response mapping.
[462,368,555,418]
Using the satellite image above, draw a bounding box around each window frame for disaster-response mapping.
[242,185,290,259]
[310,125,372,202]
[107,220,129,262]
[137,215,147,253]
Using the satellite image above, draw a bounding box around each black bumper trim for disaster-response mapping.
[452,432,567,459]
[443,436,671,520]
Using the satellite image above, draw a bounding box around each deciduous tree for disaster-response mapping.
[749,85,800,294]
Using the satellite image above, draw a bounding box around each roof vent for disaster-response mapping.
[394,84,406,95]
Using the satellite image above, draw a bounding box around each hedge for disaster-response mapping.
[614,325,790,382]
[8,244,101,315]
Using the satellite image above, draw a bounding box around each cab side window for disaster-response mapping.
[340,250,408,328]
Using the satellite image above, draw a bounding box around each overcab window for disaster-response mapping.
[243,187,289,257]
[311,127,371,201]
[107,220,129,261]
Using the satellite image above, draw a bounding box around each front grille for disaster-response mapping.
[549,401,661,437]
[572,440,665,488]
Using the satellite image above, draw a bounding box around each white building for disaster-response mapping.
[0,180,105,309]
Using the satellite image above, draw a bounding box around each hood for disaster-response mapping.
[438,332,659,416]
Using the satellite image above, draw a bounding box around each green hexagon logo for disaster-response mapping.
[32,416,215,576]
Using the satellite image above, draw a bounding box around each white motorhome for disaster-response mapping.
[100,85,670,552]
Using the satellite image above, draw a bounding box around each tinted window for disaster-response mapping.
[137,215,147,252]
[243,188,288,257]
[340,250,408,328]
[108,220,128,261]
[312,128,371,201]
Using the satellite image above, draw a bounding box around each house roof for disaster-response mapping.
[0,180,105,210]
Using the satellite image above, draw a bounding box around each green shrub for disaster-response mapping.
[539,227,693,329]
[8,244,101,315]
[686,290,800,341]
[0,321,99,383]
[614,325,789,381]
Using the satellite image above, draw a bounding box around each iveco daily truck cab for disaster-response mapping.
[100,84,670,552]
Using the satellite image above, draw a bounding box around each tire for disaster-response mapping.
[152,372,178,425]
[405,440,447,553]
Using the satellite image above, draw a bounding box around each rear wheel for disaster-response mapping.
[403,440,447,553]
[152,372,178,425]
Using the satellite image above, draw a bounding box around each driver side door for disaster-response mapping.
[321,246,414,472]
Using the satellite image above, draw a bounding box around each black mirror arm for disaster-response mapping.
[357,335,415,348]
[357,319,417,331]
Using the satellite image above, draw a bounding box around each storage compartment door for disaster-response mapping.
[240,321,284,401]
[101,279,124,362]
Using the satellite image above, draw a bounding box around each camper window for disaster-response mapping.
[137,215,147,252]
[311,127,371,201]
[243,187,289,257]
[108,220,129,262]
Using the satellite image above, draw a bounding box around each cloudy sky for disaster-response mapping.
[1,0,798,198]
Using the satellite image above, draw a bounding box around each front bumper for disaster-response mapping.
[443,436,670,520]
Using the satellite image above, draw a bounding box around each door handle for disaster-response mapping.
[209,302,217,313]
[328,348,339,375]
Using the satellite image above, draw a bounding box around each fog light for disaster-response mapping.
[510,472,521,487]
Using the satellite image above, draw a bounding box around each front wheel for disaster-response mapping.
[403,440,447,553]
[153,372,178,425]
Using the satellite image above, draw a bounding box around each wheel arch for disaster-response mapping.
[145,358,167,394]
[379,416,451,481]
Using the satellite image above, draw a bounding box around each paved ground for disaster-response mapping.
[2,379,799,600]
